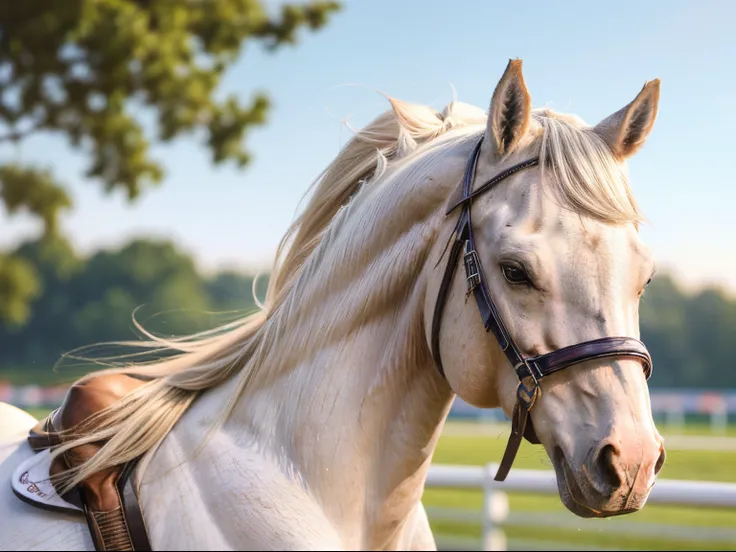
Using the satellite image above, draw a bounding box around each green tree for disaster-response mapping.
[69,239,213,342]
[0,236,264,380]
[640,275,691,388]
[204,270,266,313]
[640,276,736,389]
[0,235,84,370]
[0,0,340,326]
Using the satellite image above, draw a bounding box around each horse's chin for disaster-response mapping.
[552,447,641,519]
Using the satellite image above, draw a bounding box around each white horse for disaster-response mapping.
[1,59,666,550]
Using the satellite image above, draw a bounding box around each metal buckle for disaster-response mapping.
[463,241,481,296]
[516,375,540,410]
[513,360,538,383]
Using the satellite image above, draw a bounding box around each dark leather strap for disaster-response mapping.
[459,139,533,381]
[119,460,152,552]
[446,156,540,216]
[528,336,652,380]
[430,221,467,379]
[431,140,536,379]
[494,402,529,482]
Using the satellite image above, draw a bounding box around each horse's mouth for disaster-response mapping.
[552,446,639,519]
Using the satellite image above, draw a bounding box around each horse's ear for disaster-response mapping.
[593,79,660,160]
[486,59,532,160]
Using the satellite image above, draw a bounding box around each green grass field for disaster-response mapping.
[426,422,736,551]
[13,408,736,550]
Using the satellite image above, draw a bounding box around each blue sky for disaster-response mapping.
[2,0,735,294]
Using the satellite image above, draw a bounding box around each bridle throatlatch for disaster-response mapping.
[430,136,653,481]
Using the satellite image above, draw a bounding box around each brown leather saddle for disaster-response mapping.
[17,374,153,551]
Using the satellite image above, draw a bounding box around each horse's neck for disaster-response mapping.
[221,214,454,543]
[149,142,468,546]
[224,272,454,544]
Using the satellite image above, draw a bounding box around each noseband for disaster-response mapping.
[430,136,653,482]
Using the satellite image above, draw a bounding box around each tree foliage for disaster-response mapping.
[0,0,340,325]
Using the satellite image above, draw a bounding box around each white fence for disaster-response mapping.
[425,464,736,551]
[452,391,736,435]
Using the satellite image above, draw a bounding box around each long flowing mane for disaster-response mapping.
[51,97,487,490]
[51,96,643,492]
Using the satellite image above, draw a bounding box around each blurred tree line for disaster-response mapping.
[0,234,734,389]
[0,236,266,383]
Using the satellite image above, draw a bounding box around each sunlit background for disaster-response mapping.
[1,1,735,550]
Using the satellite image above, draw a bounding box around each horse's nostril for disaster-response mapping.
[595,443,622,491]
[654,446,666,475]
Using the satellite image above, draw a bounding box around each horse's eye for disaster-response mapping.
[501,264,530,285]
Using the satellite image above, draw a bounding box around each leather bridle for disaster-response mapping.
[430,136,653,482]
